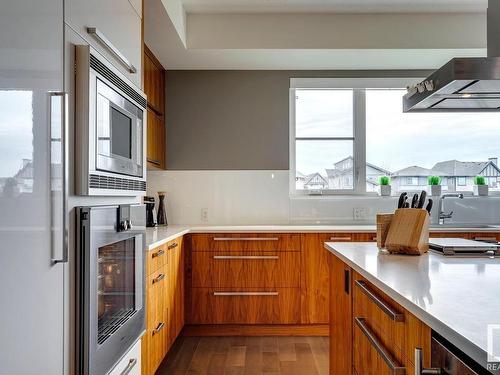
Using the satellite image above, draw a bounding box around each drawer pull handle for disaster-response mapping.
[213,255,279,260]
[355,280,405,322]
[330,236,352,241]
[372,236,378,241]
[213,237,279,241]
[355,317,406,375]
[168,242,178,250]
[119,358,138,375]
[213,292,279,296]
[152,273,165,284]
[152,322,165,335]
[152,249,165,258]
[415,348,443,375]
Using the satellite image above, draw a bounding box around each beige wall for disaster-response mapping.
[165,70,432,170]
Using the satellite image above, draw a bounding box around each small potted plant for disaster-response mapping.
[428,176,442,196]
[378,176,391,196]
[473,175,488,196]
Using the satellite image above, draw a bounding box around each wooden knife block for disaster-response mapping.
[384,208,430,255]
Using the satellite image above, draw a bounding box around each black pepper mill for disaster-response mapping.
[157,191,168,226]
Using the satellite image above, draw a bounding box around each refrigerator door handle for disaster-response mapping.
[49,92,69,264]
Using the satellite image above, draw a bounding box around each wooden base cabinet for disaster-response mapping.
[187,233,302,326]
[142,237,185,375]
[329,253,431,375]
[301,233,376,324]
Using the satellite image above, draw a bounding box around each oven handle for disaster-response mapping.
[119,358,138,375]
[50,92,69,264]
[87,27,137,74]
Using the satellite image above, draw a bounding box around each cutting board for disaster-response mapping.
[384,208,430,255]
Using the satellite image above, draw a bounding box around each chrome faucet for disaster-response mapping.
[438,193,464,225]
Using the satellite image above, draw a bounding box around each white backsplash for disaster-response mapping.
[147,170,500,225]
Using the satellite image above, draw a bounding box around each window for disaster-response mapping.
[293,89,355,192]
[405,177,418,186]
[290,78,500,195]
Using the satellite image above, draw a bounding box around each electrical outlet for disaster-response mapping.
[353,207,370,221]
[201,208,209,223]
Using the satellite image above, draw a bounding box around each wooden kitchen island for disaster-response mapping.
[325,241,500,375]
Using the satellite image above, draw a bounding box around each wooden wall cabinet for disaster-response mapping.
[142,237,184,375]
[144,45,166,169]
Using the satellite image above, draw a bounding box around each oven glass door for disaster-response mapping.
[96,78,143,177]
[97,237,138,345]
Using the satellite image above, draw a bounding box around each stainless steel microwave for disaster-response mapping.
[75,45,147,196]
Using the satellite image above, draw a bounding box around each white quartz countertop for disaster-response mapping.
[145,224,500,250]
[324,242,500,371]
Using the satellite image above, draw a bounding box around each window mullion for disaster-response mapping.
[353,89,367,194]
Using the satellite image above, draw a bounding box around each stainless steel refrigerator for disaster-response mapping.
[0,1,67,374]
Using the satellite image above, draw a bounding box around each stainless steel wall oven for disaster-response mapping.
[76,204,145,375]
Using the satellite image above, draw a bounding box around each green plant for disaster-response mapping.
[474,175,486,185]
[379,176,390,186]
[428,176,441,185]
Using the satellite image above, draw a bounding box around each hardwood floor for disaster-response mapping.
[156,336,329,375]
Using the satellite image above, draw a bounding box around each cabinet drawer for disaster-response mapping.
[191,251,300,288]
[326,232,377,242]
[146,245,167,276]
[190,233,301,252]
[189,288,300,324]
[108,339,141,375]
[353,273,405,356]
[353,317,406,375]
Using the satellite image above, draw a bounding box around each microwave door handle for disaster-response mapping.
[49,92,69,264]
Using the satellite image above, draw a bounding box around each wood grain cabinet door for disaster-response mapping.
[143,45,166,169]
[190,233,301,252]
[145,268,168,375]
[189,287,301,324]
[167,237,185,346]
[191,251,300,288]
[329,253,353,375]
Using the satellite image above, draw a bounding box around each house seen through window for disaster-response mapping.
[292,86,500,195]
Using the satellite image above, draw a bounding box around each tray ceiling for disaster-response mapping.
[182,0,487,14]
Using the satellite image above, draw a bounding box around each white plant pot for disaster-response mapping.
[379,185,391,196]
[474,185,489,196]
[430,185,442,196]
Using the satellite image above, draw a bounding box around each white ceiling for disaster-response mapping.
[182,0,487,14]
[145,0,487,70]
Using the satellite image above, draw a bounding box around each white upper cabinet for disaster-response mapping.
[65,0,142,88]
[128,0,143,18]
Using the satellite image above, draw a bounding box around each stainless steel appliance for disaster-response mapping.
[0,1,67,374]
[415,332,497,374]
[75,45,147,196]
[404,0,500,112]
[76,204,146,375]
[429,238,500,257]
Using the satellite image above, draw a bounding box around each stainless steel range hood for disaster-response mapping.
[403,0,500,112]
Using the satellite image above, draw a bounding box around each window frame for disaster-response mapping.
[289,78,423,196]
